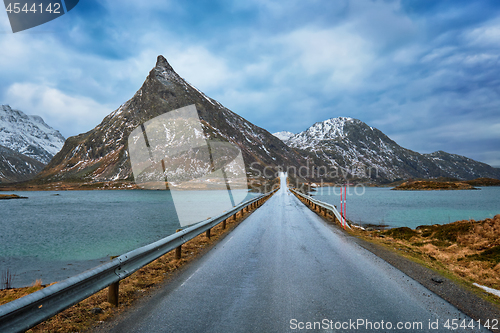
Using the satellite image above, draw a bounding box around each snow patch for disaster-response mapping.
[273,131,295,142]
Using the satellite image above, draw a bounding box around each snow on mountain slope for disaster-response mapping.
[0,105,65,164]
[35,56,307,184]
[272,131,295,142]
[286,117,355,149]
[282,117,500,181]
[0,144,45,183]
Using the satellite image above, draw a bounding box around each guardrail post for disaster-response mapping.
[206,228,211,239]
[108,281,119,307]
[222,219,227,229]
[175,229,182,259]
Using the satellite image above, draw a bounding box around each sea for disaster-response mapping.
[0,190,256,288]
[312,186,500,229]
[1,187,499,288]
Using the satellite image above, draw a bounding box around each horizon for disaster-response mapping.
[1,1,500,167]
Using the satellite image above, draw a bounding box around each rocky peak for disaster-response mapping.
[278,115,500,182]
[34,55,308,184]
[155,55,174,72]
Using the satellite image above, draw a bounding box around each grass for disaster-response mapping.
[358,215,500,295]
[383,227,417,240]
[0,195,273,333]
[466,245,500,264]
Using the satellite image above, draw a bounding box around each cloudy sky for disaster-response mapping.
[1,0,499,167]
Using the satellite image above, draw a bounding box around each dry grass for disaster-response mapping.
[356,215,500,292]
[0,279,48,306]
[0,197,271,333]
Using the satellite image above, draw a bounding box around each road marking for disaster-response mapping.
[180,267,202,287]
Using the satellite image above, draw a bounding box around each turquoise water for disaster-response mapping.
[3,187,498,287]
[313,186,500,229]
[0,190,255,287]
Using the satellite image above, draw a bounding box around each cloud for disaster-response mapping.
[278,26,375,91]
[464,20,500,47]
[0,0,500,168]
[6,83,113,138]
[166,46,235,92]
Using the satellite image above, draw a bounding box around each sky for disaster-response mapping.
[1,0,500,167]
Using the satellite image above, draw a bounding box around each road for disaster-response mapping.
[99,174,488,332]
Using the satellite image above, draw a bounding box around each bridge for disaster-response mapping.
[93,174,488,332]
[1,173,496,332]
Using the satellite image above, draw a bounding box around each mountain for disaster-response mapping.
[34,56,308,185]
[0,145,45,183]
[0,105,65,164]
[283,117,500,182]
[15,57,498,187]
[273,131,295,142]
[424,151,500,180]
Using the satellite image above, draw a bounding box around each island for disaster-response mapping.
[0,194,28,200]
[392,180,478,190]
[391,177,500,191]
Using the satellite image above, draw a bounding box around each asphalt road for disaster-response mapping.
[99,174,490,332]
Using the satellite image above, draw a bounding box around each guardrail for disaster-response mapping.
[290,188,350,229]
[0,188,278,333]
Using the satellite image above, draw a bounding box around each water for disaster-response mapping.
[0,189,256,287]
[313,186,500,229]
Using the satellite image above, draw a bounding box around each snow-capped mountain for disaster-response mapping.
[22,57,499,186]
[0,105,65,164]
[273,131,295,142]
[35,56,307,184]
[283,117,500,181]
[0,144,45,183]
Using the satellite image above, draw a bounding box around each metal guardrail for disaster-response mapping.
[0,188,278,333]
[290,188,351,229]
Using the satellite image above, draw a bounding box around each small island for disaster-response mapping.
[392,180,478,191]
[391,177,500,191]
[0,194,28,200]
[464,177,500,187]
